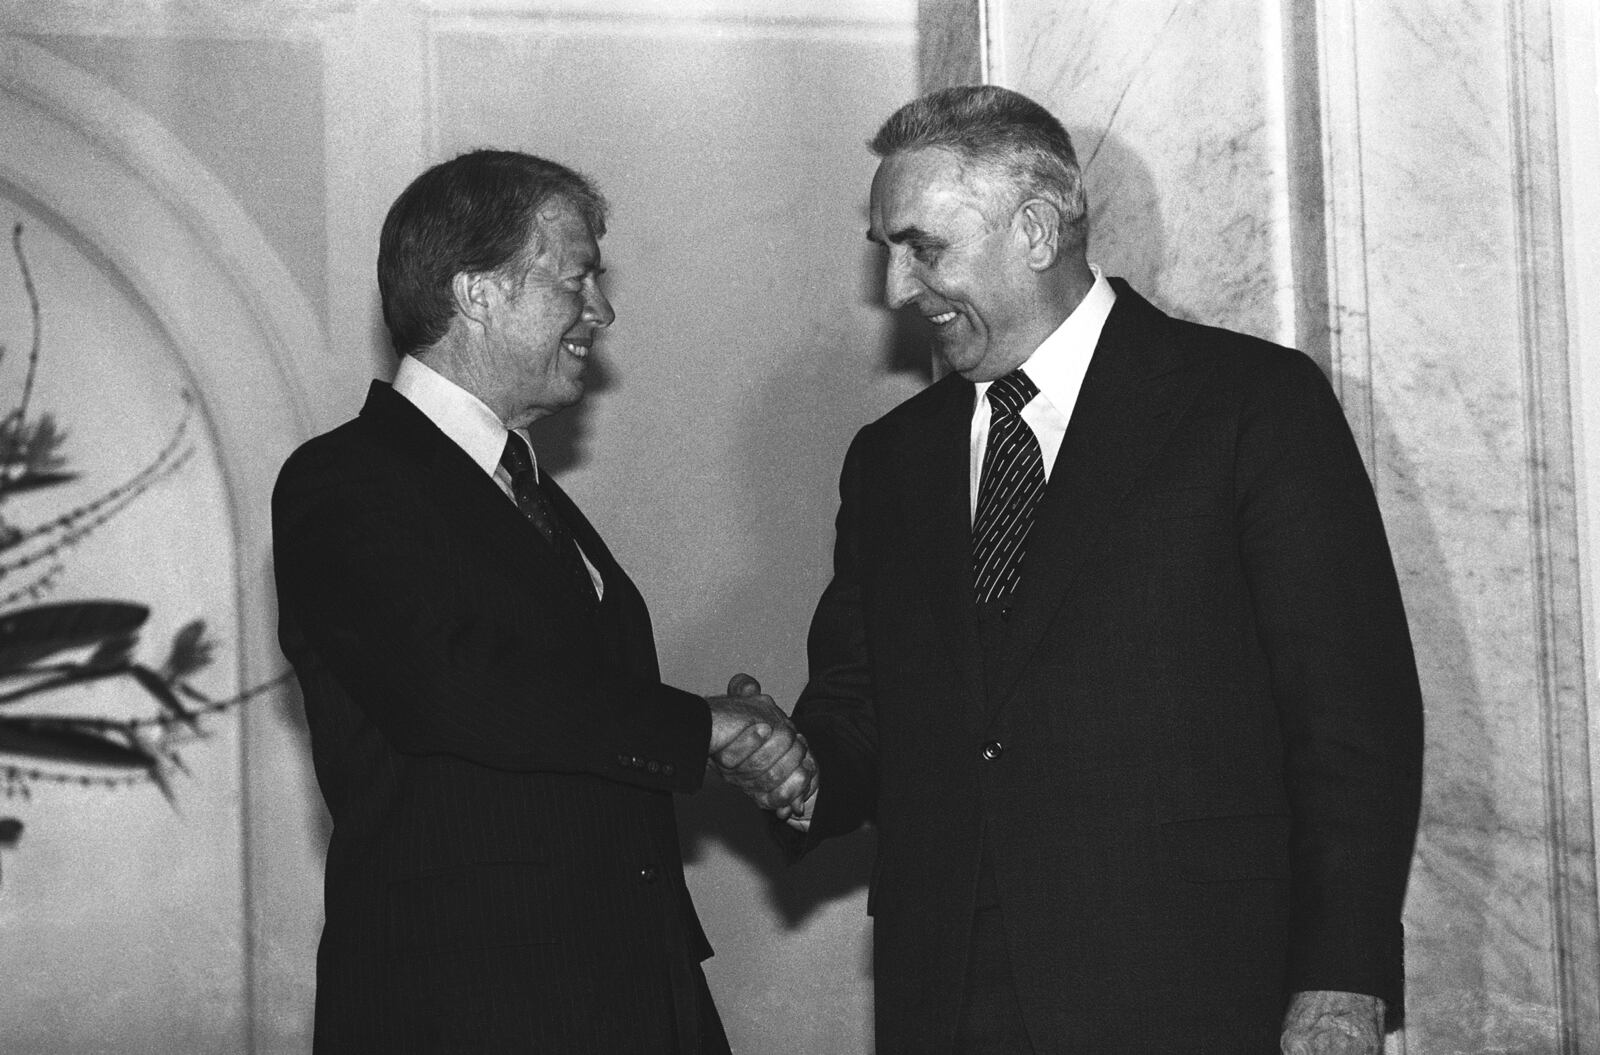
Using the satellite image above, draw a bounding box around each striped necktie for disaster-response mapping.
[500,434,596,604]
[972,369,1046,604]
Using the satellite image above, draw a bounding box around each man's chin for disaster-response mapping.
[936,343,984,379]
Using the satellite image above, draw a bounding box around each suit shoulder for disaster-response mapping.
[1157,318,1365,476]
[276,417,376,489]
[855,373,968,443]
[1164,316,1333,398]
[272,415,422,525]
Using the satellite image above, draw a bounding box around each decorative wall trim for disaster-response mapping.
[979,0,1000,85]
[0,42,323,440]
[1551,0,1600,963]
[424,0,913,24]
[0,37,325,1055]
[1279,0,1330,377]
[0,0,915,41]
[916,0,982,91]
[428,9,915,43]
[1309,0,1378,480]
[1506,0,1600,1049]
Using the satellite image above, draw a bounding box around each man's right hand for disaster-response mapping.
[706,674,817,816]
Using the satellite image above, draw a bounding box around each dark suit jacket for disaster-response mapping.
[793,281,1423,1054]
[273,382,718,1054]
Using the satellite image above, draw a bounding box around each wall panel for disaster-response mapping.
[934,0,1600,1049]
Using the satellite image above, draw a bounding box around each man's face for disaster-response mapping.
[483,196,614,427]
[868,147,1035,382]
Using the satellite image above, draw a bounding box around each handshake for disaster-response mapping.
[705,673,817,821]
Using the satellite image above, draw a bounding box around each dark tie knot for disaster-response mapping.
[500,433,535,477]
[986,369,1038,417]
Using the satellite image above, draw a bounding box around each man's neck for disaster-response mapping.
[1040,255,1097,330]
[411,338,509,425]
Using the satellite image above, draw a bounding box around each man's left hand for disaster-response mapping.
[1280,990,1384,1055]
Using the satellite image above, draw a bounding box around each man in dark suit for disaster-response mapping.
[736,86,1423,1054]
[273,150,809,1053]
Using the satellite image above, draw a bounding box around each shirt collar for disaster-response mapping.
[392,354,531,477]
[975,264,1116,411]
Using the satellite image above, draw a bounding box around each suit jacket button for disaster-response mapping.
[638,865,660,884]
[981,740,1004,761]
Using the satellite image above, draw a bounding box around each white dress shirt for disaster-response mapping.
[791,269,1116,832]
[392,354,603,598]
[969,266,1116,521]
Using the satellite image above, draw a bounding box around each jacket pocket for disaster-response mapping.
[385,861,559,956]
[1161,813,1291,883]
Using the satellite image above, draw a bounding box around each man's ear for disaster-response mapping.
[451,270,495,327]
[1017,199,1063,270]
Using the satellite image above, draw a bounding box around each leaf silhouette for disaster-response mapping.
[161,620,212,680]
[130,665,199,730]
[0,415,69,479]
[0,471,78,498]
[146,761,176,804]
[86,633,139,672]
[0,602,149,674]
[0,718,154,769]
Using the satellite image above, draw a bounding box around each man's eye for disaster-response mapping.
[912,245,941,265]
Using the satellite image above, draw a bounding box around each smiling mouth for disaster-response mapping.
[561,338,591,359]
[927,311,957,326]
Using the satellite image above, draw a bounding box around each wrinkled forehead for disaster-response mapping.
[524,196,602,267]
[869,147,1001,240]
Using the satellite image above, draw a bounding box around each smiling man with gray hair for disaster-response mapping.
[742,85,1424,1054]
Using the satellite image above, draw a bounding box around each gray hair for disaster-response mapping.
[870,85,1087,246]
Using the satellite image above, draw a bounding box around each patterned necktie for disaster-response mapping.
[500,434,596,603]
[972,369,1046,604]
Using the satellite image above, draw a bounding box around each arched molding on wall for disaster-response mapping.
[0,35,326,1048]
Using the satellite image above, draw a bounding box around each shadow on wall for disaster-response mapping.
[528,352,611,477]
[271,665,334,854]
[1073,128,1167,316]
[1351,375,1496,1048]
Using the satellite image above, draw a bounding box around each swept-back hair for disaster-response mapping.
[378,149,608,356]
[870,85,1087,245]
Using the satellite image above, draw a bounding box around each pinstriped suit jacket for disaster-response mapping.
[792,281,1423,1053]
[274,381,719,1053]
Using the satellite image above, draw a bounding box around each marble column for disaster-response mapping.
[923,0,1600,1049]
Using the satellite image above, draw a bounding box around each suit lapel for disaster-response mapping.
[901,376,988,715]
[359,383,601,614]
[539,471,620,601]
[539,474,673,682]
[988,283,1212,712]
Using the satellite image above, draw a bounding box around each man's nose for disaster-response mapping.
[585,285,615,328]
[884,254,919,310]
